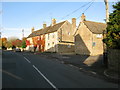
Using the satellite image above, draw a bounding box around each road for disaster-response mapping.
[2,50,118,89]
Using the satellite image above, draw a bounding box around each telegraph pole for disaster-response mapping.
[104,0,109,23]
[22,29,24,39]
[0,32,1,38]
[103,0,109,67]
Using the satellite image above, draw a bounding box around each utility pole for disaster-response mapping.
[104,0,109,36]
[103,0,109,67]
[104,0,109,23]
[22,29,24,39]
[0,32,1,39]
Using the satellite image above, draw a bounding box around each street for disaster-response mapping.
[2,50,118,88]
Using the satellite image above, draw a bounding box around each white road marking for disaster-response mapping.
[24,57,31,63]
[1,69,23,80]
[32,65,58,90]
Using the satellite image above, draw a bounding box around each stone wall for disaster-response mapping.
[59,21,74,42]
[74,22,104,55]
[75,22,92,55]
[108,49,120,73]
[58,43,74,53]
[91,34,103,55]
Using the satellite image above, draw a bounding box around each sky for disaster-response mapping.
[0,0,119,39]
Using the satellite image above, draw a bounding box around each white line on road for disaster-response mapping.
[24,57,31,63]
[32,65,58,90]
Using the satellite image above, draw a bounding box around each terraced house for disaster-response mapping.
[26,18,76,53]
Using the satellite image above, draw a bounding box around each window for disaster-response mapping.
[92,42,96,47]
[52,42,54,45]
[96,34,102,38]
[58,37,61,42]
[48,43,50,46]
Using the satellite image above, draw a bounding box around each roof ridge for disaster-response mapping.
[84,20,106,24]
[27,20,66,38]
[52,20,66,26]
[36,20,66,31]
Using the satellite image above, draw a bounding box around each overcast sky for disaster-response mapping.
[0,0,118,39]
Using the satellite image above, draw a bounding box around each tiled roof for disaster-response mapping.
[27,21,66,38]
[83,21,106,34]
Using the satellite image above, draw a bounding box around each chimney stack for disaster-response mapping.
[52,18,56,26]
[72,18,76,30]
[31,27,34,33]
[81,13,86,22]
[43,23,47,29]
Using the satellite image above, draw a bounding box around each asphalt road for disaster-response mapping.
[2,50,119,89]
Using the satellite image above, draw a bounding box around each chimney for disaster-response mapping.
[31,27,34,33]
[81,13,86,22]
[43,23,47,29]
[72,18,76,30]
[52,18,56,26]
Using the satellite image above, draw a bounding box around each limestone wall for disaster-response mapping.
[57,43,74,53]
[108,49,120,73]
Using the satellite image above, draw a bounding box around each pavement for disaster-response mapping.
[34,52,120,84]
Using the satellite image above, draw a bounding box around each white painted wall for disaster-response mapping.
[45,32,58,52]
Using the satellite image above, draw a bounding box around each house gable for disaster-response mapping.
[75,20,105,55]
[57,20,74,43]
[75,22,92,55]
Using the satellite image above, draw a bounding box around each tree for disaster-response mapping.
[22,40,26,48]
[12,39,22,47]
[1,37,7,49]
[21,37,27,48]
[103,2,120,49]
[5,41,13,48]
[5,37,19,48]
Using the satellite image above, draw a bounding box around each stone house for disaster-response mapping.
[74,14,106,55]
[26,18,76,53]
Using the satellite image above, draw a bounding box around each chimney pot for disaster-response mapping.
[43,23,47,29]
[52,18,56,26]
[72,18,76,30]
[31,27,34,33]
[81,13,86,22]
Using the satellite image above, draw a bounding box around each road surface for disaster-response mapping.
[2,50,118,89]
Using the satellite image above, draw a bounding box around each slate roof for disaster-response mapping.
[83,21,106,34]
[28,21,66,38]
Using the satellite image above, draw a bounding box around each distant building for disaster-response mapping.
[26,18,76,53]
[74,13,106,55]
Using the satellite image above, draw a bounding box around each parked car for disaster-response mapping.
[14,48,21,52]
